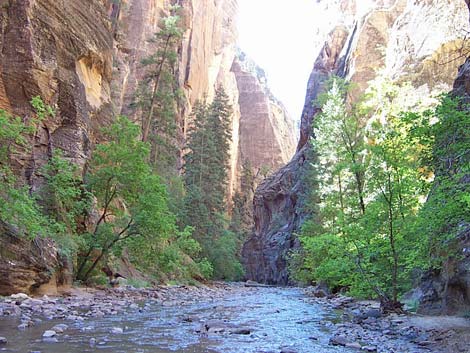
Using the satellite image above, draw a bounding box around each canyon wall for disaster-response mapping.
[409,0,470,315]
[242,0,470,285]
[232,53,296,184]
[0,0,295,294]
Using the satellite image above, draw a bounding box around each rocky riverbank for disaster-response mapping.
[0,284,469,353]
[304,286,470,353]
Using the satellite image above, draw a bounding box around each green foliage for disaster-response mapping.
[209,230,245,281]
[230,161,256,251]
[197,258,214,279]
[134,8,183,173]
[414,95,470,270]
[0,100,54,238]
[291,76,436,302]
[41,151,92,256]
[183,88,243,280]
[77,117,200,282]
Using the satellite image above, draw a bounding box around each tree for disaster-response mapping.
[293,76,433,308]
[76,117,184,281]
[183,88,243,280]
[135,7,183,173]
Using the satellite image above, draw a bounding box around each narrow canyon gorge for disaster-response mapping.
[1,0,470,352]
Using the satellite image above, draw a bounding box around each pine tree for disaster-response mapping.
[134,7,183,173]
[183,87,243,279]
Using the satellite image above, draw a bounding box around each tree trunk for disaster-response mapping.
[142,35,172,143]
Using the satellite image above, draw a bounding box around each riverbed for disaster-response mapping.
[0,284,464,353]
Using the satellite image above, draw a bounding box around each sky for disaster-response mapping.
[237,0,325,122]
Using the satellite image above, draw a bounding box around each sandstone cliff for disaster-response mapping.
[232,52,296,185]
[408,0,470,314]
[242,0,470,285]
[0,0,296,294]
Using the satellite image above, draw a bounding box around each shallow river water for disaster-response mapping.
[0,287,355,353]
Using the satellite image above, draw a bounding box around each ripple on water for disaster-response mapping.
[0,287,352,353]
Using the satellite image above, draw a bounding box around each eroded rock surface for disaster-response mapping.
[0,0,298,294]
[0,222,69,296]
[232,53,296,179]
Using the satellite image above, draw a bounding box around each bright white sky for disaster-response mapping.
[237,0,324,123]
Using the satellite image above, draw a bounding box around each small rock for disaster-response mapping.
[329,335,350,346]
[0,337,7,345]
[89,338,96,346]
[10,293,29,300]
[361,346,377,352]
[417,340,433,346]
[42,330,56,338]
[111,327,123,334]
[42,337,58,343]
[346,342,362,349]
[231,328,251,335]
[51,324,68,333]
[391,319,404,324]
[17,323,28,330]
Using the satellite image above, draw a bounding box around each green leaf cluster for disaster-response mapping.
[291,76,447,303]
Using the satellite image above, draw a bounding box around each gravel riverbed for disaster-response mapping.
[0,283,468,353]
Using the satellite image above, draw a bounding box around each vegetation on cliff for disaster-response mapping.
[183,88,244,280]
[0,9,246,286]
[291,76,470,308]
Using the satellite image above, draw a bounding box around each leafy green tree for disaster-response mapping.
[293,76,434,307]
[76,117,188,281]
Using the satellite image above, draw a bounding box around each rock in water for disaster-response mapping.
[42,330,56,338]
[51,324,68,333]
[111,327,123,334]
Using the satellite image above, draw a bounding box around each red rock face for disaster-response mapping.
[232,56,296,180]
[0,0,298,293]
[0,0,113,295]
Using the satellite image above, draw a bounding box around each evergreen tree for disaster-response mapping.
[230,161,256,245]
[183,88,243,280]
[134,7,183,173]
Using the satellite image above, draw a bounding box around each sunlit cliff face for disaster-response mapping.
[236,0,381,122]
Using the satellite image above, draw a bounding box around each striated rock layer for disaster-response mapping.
[242,0,470,285]
[232,53,296,182]
[0,0,114,295]
[0,0,295,294]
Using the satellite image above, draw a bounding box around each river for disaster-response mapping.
[0,286,353,353]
